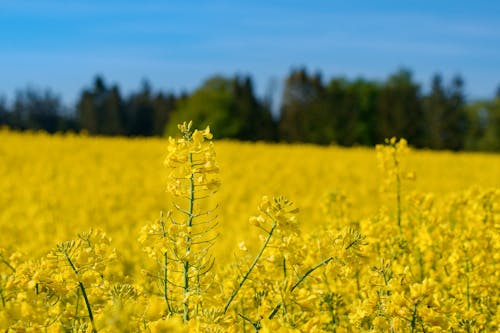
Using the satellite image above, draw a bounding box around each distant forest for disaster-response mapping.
[1,68,499,151]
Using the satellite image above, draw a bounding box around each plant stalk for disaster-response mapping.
[393,148,402,237]
[223,221,278,314]
[269,256,333,319]
[183,152,195,322]
[63,251,97,333]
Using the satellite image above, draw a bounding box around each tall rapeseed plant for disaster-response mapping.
[139,121,220,322]
[376,137,415,237]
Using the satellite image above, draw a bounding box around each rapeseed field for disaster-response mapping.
[0,124,498,332]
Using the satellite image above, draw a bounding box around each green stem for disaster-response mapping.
[410,303,418,333]
[223,221,278,314]
[420,318,427,333]
[290,256,333,293]
[163,252,172,313]
[238,313,261,332]
[0,257,16,273]
[393,149,402,237]
[63,252,97,333]
[269,256,333,319]
[79,281,97,333]
[0,288,5,308]
[183,152,195,322]
[283,257,287,279]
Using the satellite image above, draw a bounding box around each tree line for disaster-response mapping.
[1,68,499,151]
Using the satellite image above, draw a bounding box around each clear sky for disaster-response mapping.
[1,0,499,107]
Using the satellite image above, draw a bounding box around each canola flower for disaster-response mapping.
[0,126,499,332]
[139,121,220,322]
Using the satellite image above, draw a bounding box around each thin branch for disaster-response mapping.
[268,256,333,320]
[223,221,278,314]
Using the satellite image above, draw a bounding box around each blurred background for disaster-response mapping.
[0,0,499,150]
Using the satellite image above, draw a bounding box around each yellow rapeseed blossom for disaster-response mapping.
[0,126,498,332]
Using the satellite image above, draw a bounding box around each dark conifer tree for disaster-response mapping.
[152,92,176,136]
[423,74,447,149]
[12,87,63,133]
[442,75,468,150]
[126,80,155,136]
[76,76,126,135]
[376,69,425,147]
[279,68,326,143]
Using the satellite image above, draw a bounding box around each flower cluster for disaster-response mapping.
[140,121,220,323]
[0,126,498,332]
[165,121,220,197]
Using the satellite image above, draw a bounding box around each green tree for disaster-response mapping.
[103,85,125,135]
[12,87,64,133]
[232,76,275,140]
[152,92,176,136]
[279,68,327,143]
[279,69,381,146]
[376,69,425,147]
[0,96,10,127]
[77,90,98,134]
[325,78,379,146]
[441,75,468,150]
[423,74,447,149]
[166,75,275,140]
[465,98,500,151]
[126,80,155,136]
[76,76,126,135]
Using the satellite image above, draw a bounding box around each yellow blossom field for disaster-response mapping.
[0,126,499,332]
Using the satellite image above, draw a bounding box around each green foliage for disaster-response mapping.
[277,68,484,150]
[165,76,235,138]
[76,76,177,137]
[77,76,125,135]
[3,87,76,133]
[376,69,425,146]
[0,70,498,151]
[279,68,328,143]
[165,75,275,140]
[465,98,500,151]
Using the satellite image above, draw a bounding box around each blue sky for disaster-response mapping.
[1,0,499,107]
